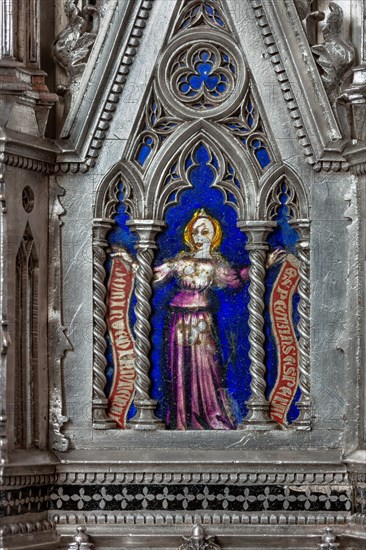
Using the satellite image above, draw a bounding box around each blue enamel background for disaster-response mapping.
[105,145,301,426]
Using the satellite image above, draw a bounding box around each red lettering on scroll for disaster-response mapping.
[269,255,300,425]
[106,254,136,428]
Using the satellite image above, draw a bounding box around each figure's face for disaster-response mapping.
[191,218,215,250]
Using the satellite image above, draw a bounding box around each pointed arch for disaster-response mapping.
[171,0,233,36]
[257,164,310,221]
[15,222,39,449]
[94,161,145,220]
[144,120,259,220]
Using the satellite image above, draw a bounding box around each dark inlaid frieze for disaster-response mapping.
[1,485,51,516]
[49,484,352,513]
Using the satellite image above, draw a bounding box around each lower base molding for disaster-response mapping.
[1,531,60,550]
[2,514,366,549]
[50,509,350,527]
[56,524,366,550]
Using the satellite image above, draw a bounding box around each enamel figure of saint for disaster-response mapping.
[153,209,250,430]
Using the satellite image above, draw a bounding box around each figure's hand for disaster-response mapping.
[266,248,287,268]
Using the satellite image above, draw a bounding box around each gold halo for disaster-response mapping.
[183,209,222,253]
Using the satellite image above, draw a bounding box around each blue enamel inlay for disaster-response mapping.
[152,144,251,423]
[251,139,271,169]
[177,50,234,103]
[266,181,301,423]
[137,136,154,166]
[204,3,225,27]
[106,169,301,427]
[105,185,138,419]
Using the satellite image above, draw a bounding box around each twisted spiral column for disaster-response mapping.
[291,221,312,429]
[127,220,166,430]
[237,221,279,430]
[133,246,154,400]
[92,219,116,429]
[247,249,267,399]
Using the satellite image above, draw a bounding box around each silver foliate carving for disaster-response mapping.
[49,182,72,451]
[53,0,100,113]
[178,524,221,550]
[312,2,355,104]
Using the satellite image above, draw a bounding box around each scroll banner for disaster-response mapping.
[269,254,300,425]
[106,254,136,428]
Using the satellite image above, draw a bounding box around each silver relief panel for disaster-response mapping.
[88,0,312,435]
[54,0,362,452]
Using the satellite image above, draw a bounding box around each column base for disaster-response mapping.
[238,401,279,430]
[92,400,117,430]
[128,399,166,431]
[291,401,312,430]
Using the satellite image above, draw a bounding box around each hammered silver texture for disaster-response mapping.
[0,0,365,549]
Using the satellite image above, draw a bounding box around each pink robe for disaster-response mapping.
[154,255,249,430]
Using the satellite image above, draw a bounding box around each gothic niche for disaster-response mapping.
[91,0,311,433]
[15,223,40,448]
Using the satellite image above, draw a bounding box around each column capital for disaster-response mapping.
[237,221,277,249]
[92,218,115,245]
[127,219,166,249]
[290,219,310,239]
[93,218,115,229]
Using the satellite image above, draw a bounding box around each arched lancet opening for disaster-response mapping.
[92,162,143,429]
[257,164,310,222]
[96,136,258,430]
[93,137,312,431]
[15,223,40,449]
[94,161,144,221]
[150,140,253,429]
[258,166,311,429]
[145,123,257,221]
